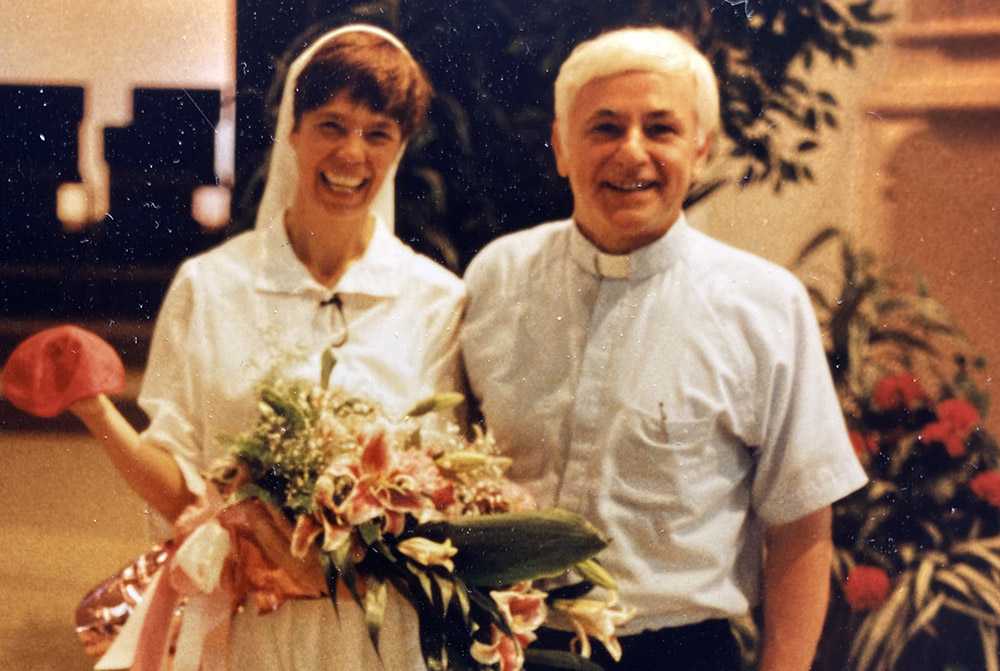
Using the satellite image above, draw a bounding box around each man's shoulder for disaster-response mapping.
[465,219,571,283]
[686,227,805,298]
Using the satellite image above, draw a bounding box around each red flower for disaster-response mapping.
[871,373,926,411]
[849,430,879,457]
[971,471,1000,507]
[920,398,981,458]
[920,422,966,458]
[937,399,981,436]
[843,565,891,611]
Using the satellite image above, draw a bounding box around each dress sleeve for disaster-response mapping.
[137,264,208,498]
[748,280,868,526]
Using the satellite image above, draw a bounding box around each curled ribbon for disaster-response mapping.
[93,490,326,671]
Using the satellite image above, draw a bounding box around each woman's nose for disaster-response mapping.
[336,129,366,162]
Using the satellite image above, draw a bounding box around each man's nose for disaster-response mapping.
[616,126,647,163]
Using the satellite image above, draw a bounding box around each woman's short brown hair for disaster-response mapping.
[293,31,433,140]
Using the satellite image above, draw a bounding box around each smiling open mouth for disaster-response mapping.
[603,181,658,193]
[321,171,368,192]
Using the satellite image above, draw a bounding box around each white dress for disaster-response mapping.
[139,217,465,670]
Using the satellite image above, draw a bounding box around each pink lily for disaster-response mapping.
[470,626,525,671]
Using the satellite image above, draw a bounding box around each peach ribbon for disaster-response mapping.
[95,491,326,671]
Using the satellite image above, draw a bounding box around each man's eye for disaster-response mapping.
[590,123,621,137]
[647,124,676,137]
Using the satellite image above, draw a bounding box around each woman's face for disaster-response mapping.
[289,90,403,224]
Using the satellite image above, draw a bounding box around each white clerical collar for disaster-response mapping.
[569,214,689,281]
[594,250,630,279]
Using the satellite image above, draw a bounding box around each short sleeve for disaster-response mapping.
[138,264,208,498]
[747,280,867,525]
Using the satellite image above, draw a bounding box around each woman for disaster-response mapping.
[68,24,463,670]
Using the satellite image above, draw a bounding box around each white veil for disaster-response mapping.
[253,24,414,233]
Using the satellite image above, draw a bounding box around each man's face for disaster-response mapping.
[553,69,711,254]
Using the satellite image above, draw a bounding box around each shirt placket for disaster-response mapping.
[556,279,625,513]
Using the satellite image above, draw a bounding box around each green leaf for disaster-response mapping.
[454,576,471,618]
[320,348,337,389]
[329,540,364,607]
[467,587,513,637]
[793,227,841,267]
[433,573,456,613]
[260,386,306,434]
[365,575,389,651]
[408,560,436,602]
[850,1,894,24]
[804,108,818,131]
[319,552,342,616]
[358,521,383,547]
[422,509,609,587]
[574,558,617,591]
[523,648,605,671]
[227,483,281,509]
[845,27,878,47]
[779,160,799,182]
[407,392,466,417]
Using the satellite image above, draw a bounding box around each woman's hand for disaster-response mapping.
[68,394,106,423]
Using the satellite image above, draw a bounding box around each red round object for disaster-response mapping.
[1,325,125,418]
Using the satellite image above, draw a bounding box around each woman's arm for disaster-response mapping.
[71,394,196,522]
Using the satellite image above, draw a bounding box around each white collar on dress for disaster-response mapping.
[255,214,405,299]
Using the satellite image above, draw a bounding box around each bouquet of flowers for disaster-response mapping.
[87,348,632,671]
[796,230,1000,671]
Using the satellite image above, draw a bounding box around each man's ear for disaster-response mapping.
[691,130,714,183]
[551,121,569,178]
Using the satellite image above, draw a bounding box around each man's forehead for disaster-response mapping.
[569,69,697,115]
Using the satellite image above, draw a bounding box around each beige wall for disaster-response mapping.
[689,0,901,266]
[0,0,235,219]
[0,432,150,671]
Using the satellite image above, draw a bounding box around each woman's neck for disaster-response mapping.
[284,205,376,289]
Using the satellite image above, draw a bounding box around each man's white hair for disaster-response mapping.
[553,27,720,147]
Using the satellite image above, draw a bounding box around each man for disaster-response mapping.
[460,27,867,671]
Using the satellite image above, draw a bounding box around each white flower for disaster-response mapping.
[396,537,458,572]
[552,594,636,661]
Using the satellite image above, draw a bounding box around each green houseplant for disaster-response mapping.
[796,229,1000,671]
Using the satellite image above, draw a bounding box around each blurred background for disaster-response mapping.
[0,1,997,669]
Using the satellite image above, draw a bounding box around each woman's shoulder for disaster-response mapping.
[378,233,465,300]
[170,230,261,292]
[184,229,259,269]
